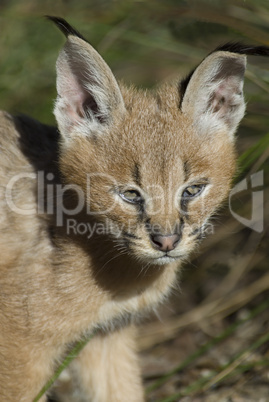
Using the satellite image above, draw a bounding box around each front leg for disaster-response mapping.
[0,338,57,402]
[52,325,144,402]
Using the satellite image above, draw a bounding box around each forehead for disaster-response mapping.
[122,95,183,184]
[122,90,207,166]
[99,84,234,187]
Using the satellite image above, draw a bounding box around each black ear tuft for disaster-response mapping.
[46,16,86,40]
[215,42,269,57]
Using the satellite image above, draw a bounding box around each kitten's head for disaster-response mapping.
[49,18,256,266]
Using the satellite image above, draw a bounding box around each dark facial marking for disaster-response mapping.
[180,197,189,217]
[122,231,140,240]
[132,163,141,187]
[183,161,191,182]
[189,227,200,237]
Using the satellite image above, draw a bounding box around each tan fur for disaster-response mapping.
[0,19,251,402]
[53,326,143,402]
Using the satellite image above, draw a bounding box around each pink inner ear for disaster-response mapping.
[211,76,241,115]
[212,84,227,113]
[65,101,83,123]
[58,65,88,123]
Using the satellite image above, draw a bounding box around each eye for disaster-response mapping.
[120,189,144,205]
[182,184,205,199]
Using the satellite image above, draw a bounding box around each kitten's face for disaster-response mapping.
[54,31,246,267]
[60,87,236,266]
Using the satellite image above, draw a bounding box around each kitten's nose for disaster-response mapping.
[150,234,180,252]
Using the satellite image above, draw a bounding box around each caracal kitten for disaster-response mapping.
[0,16,268,402]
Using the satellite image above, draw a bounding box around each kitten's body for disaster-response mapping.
[0,110,178,401]
[0,18,268,401]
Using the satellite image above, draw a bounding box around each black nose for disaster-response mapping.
[150,233,181,252]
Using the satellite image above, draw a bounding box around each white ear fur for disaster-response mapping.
[54,36,125,140]
[181,51,246,140]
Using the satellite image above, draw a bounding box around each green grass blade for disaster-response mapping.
[33,331,96,402]
[236,132,269,179]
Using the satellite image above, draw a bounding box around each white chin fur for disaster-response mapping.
[144,255,181,266]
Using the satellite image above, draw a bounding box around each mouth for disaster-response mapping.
[130,243,184,266]
[150,253,183,266]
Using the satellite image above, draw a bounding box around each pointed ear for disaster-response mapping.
[180,51,246,140]
[54,35,125,140]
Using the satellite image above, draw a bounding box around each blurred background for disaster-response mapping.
[1,1,268,401]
